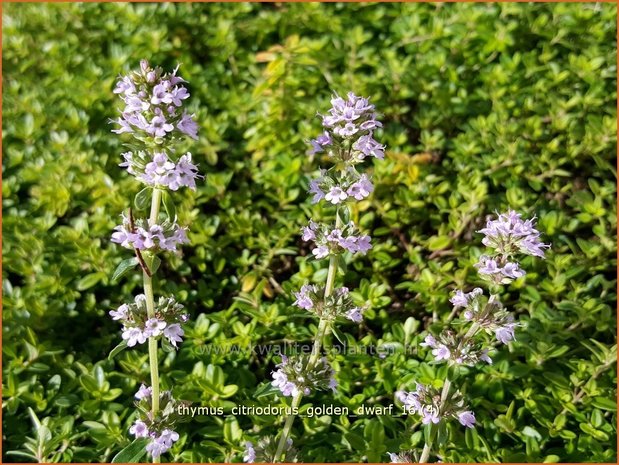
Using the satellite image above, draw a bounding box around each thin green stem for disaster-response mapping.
[274,392,303,461]
[144,188,162,464]
[440,377,452,405]
[419,441,432,463]
[420,376,452,463]
[274,213,342,461]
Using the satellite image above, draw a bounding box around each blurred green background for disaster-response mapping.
[2,2,617,463]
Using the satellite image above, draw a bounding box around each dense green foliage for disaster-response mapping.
[2,2,617,463]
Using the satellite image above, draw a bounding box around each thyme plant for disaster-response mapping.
[244,92,385,463]
[391,211,550,463]
[108,60,199,462]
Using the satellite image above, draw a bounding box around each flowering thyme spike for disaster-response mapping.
[395,210,550,463]
[108,60,199,462]
[253,92,384,463]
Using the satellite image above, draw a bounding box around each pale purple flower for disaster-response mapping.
[175,153,200,189]
[458,410,476,428]
[111,117,134,134]
[293,285,314,310]
[520,237,550,258]
[177,112,198,140]
[421,334,438,348]
[308,179,325,204]
[169,64,187,85]
[336,286,349,297]
[144,152,175,181]
[345,307,363,323]
[114,76,136,95]
[338,236,358,253]
[325,186,348,204]
[148,115,174,137]
[502,262,526,279]
[312,245,330,259]
[163,323,184,348]
[360,119,381,130]
[432,344,451,361]
[329,375,338,392]
[173,226,189,245]
[475,256,501,276]
[122,327,147,347]
[353,134,385,159]
[129,420,149,438]
[125,95,150,113]
[272,369,296,397]
[347,174,373,200]
[151,83,173,105]
[495,322,516,344]
[170,86,190,107]
[480,349,493,364]
[146,436,168,458]
[342,107,360,122]
[355,235,372,254]
[109,304,129,321]
[337,122,359,137]
[421,407,440,424]
[478,210,550,258]
[135,384,152,400]
[119,152,136,175]
[309,131,332,155]
[243,442,256,463]
[450,287,483,308]
[144,318,167,337]
[158,429,180,448]
[301,225,316,241]
[326,228,343,242]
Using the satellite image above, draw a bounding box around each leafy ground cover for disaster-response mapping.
[2,2,617,462]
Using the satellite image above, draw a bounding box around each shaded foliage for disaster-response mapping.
[2,2,617,462]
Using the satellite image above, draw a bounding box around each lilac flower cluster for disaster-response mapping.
[309,92,384,163]
[396,383,476,428]
[422,332,493,366]
[120,151,200,191]
[129,387,185,459]
[423,288,523,366]
[309,169,374,205]
[112,60,197,140]
[109,295,188,348]
[243,437,297,463]
[475,210,550,284]
[111,215,189,253]
[302,220,372,259]
[394,211,549,461]
[453,291,518,344]
[110,61,199,461]
[293,284,365,323]
[271,354,337,397]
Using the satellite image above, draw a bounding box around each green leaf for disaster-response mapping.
[112,258,139,282]
[143,254,161,275]
[254,382,279,398]
[76,272,106,291]
[330,324,346,345]
[162,190,176,221]
[427,235,452,251]
[108,340,128,361]
[590,397,617,411]
[223,416,242,444]
[134,187,151,211]
[111,438,149,463]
